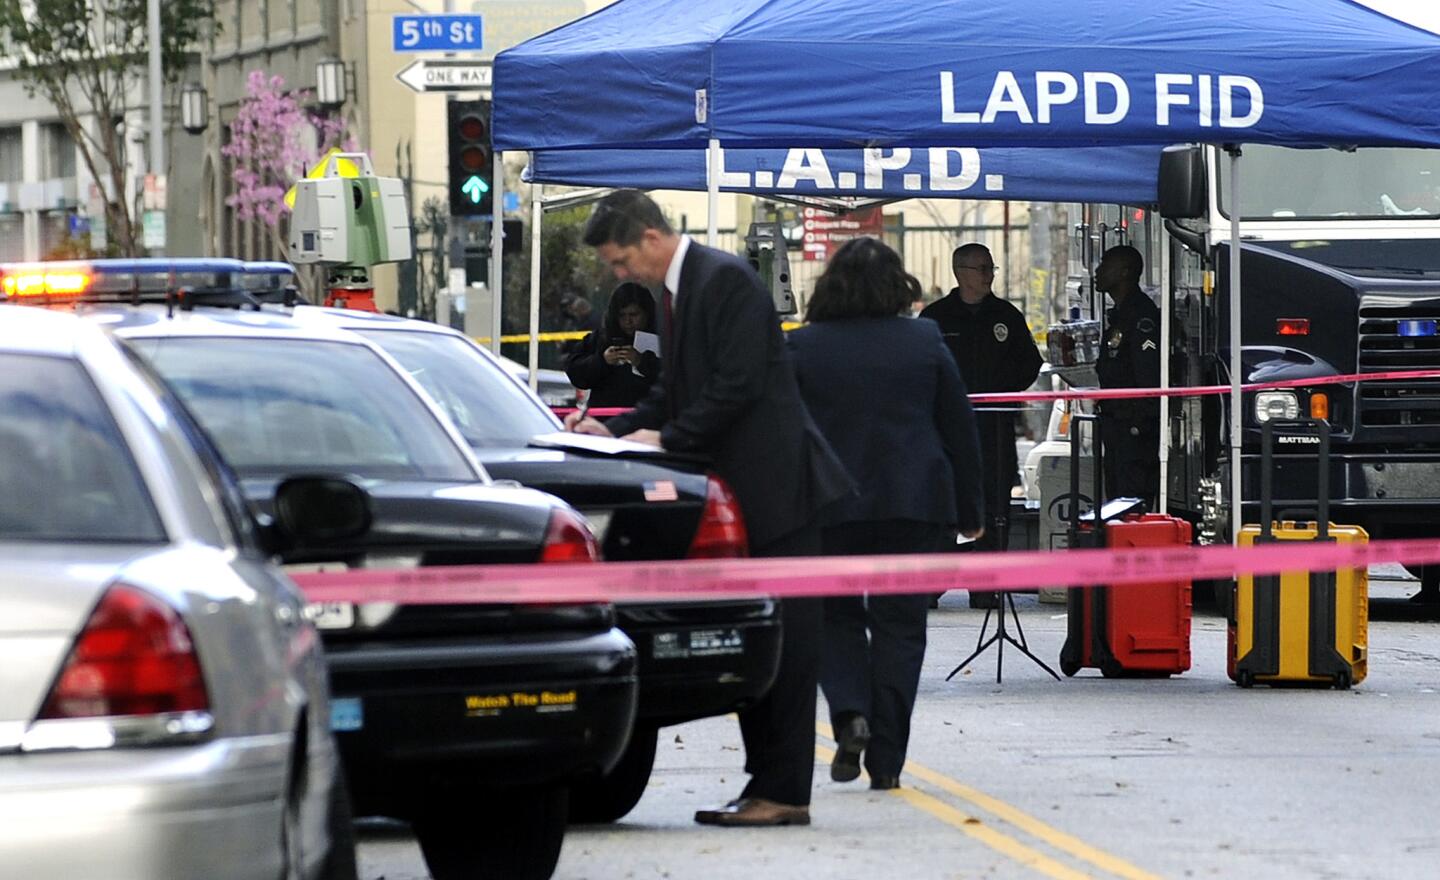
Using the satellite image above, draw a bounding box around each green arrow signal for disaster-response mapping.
[461,175,490,204]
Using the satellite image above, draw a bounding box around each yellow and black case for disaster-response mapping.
[1230,420,1368,689]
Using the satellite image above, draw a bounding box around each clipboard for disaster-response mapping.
[528,431,711,465]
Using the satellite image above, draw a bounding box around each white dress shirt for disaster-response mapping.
[664,234,692,303]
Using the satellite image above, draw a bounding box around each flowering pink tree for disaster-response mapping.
[222,71,351,260]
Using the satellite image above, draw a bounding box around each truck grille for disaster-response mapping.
[1357,298,1440,427]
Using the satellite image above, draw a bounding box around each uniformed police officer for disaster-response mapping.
[1094,244,1162,508]
[921,243,1043,606]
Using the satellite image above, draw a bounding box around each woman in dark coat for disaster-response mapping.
[563,282,660,408]
[788,236,986,791]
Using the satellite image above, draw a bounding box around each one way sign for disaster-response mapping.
[395,59,493,94]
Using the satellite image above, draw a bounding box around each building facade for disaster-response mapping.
[174,0,346,259]
[0,57,121,262]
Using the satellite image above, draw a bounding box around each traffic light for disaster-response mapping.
[447,100,493,217]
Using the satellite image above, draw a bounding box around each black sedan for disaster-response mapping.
[288,305,784,823]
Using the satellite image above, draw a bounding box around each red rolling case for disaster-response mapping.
[1058,418,1192,678]
[1061,514,1193,677]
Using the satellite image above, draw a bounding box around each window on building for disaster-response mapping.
[40,211,76,259]
[0,214,23,261]
[297,0,321,29]
[240,0,261,44]
[210,0,238,51]
[221,125,236,256]
[0,128,21,183]
[41,124,76,180]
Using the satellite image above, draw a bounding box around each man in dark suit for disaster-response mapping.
[566,190,852,827]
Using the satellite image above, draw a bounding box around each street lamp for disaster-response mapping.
[316,58,348,108]
[180,82,208,135]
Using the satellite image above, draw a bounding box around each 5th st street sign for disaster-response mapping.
[392,14,484,52]
[395,59,493,93]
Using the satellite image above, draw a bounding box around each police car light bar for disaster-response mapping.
[0,264,92,299]
[240,261,305,306]
[0,258,267,309]
[0,258,309,310]
[243,261,295,277]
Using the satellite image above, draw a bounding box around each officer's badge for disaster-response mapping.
[1107,330,1123,352]
[993,322,1009,342]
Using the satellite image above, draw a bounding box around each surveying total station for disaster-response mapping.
[743,221,796,316]
[288,152,412,312]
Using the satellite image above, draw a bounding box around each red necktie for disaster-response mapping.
[661,286,677,418]
[661,285,676,363]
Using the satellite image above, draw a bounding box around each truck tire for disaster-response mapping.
[569,724,658,824]
[1404,564,1440,603]
[414,784,568,880]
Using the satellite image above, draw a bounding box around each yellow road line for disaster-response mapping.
[816,743,1092,880]
[817,724,1161,880]
[901,760,1162,880]
[893,787,1095,880]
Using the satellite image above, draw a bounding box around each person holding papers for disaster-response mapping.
[563,282,661,408]
[567,190,852,829]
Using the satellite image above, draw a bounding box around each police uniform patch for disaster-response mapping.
[1137,317,1156,333]
[993,322,1009,342]
[1142,339,1158,351]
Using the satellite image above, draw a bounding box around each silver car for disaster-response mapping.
[0,305,355,880]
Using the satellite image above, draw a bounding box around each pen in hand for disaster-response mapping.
[570,392,592,429]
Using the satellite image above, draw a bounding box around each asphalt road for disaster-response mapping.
[359,569,1440,880]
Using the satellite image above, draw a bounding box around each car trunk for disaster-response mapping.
[245,478,612,638]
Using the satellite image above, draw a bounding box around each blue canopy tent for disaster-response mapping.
[495,0,1440,152]
[493,0,1440,535]
[525,145,1162,205]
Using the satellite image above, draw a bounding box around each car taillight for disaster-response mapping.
[540,508,599,563]
[687,475,749,559]
[39,584,208,719]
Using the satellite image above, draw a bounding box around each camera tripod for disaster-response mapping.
[944,525,1062,684]
[945,420,1061,685]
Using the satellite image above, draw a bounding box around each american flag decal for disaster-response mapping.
[643,480,678,502]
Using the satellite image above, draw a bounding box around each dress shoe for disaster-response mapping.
[869,775,901,791]
[694,798,811,827]
[830,715,870,782]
